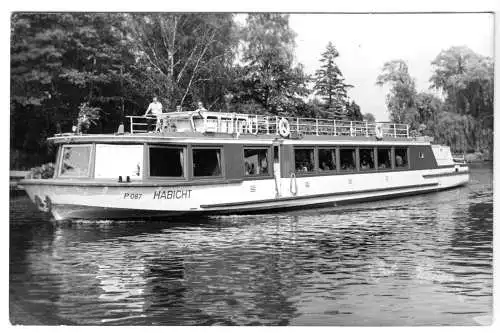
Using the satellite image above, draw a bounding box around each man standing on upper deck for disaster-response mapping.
[196,101,207,112]
[144,96,163,116]
[144,97,163,131]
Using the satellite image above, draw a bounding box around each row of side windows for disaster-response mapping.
[294,146,409,174]
[57,144,410,179]
[149,146,223,178]
[149,146,272,179]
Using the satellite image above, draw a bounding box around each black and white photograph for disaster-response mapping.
[8,5,494,327]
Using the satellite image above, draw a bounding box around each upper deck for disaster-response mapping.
[128,110,411,138]
[50,110,434,145]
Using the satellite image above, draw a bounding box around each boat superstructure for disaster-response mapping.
[21,110,470,221]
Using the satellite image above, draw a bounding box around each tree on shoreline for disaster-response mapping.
[377,48,493,156]
[313,42,353,115]
[11,13,137,167]
[375,60,417,124]
[127,13,237,111]
[230,14,310,115]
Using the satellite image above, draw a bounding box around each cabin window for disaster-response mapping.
[95,144,144,179]
[149,147,185,177]
[339,148,356,171]
[244,148,270,176]
[59,145,92,177]
[359,148,375,170]
[395,147,409,168]
[193,148,222,177]
[318,148,336,172]
[377,148,392,169]
[294,148,315,173]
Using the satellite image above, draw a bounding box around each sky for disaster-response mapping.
[242,13,495,122]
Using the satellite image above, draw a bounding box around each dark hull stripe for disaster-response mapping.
[422,171,470,178]
[216,184,466,215]
[200,182,440,209]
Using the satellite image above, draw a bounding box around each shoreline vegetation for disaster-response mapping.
[11,13,493,170]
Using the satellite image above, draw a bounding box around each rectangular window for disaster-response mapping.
[244,148,270,176]
[339,148,356,172]
[294,148,315,173]
[318,148,336,172]
[95,144,144,179]
[149,147,185,177]
[359,148,375,170]
[59,145,92,177]
[395,147,409,168]
[193,148,222,177]
[377,148,392,169]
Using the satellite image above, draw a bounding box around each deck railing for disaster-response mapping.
[127,112,410,138]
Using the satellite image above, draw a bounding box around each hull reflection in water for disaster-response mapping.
[9,164,492,325]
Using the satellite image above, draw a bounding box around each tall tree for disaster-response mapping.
[11,13,136,168]
[430,46,493,125]
[313,42,353,114]
[232,14,310,115]
[430,46,493,154]
[363,112,376,123]
[127,13,237,111]
[376,60,417,124]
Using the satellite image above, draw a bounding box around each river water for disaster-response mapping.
[9,163,493,325]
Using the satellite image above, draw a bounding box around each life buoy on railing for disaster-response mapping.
[290,173,298,196]
[278,118,291,138]
[375,123,384,140]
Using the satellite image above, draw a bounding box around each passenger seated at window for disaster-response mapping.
[259,157,268,174]
[320,161,331,171]
[296,163,308,172]
[341,163,354,170]
[250,163,256,175]
[361,159,370,169]
[379,163,386,169]
[396,155,403,167]
[245,162,256,175]
[245,161,251,175]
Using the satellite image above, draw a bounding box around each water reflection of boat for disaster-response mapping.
[21,111,469,220]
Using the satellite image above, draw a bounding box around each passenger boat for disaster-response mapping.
[21,110,470,221]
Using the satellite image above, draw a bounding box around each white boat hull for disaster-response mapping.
[21,166,469,221]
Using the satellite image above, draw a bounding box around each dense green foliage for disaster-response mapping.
[377,47,493,157]
[11,13,492,168]
[229,14,311,115]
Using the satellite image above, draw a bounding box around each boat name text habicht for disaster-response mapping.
[152,189,192,200]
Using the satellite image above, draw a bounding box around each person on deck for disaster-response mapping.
[196,101,207,112]
[144,97,163,131]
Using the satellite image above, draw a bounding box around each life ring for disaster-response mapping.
[278,118,291,137]
[375,123,384,140]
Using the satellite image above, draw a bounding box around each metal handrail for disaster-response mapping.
[127,112,410,138]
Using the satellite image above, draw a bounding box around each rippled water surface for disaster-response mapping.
[10,163,493,325]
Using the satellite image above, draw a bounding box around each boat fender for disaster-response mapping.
[375,123,384,140]
[279,118,291,138]
[44,196,52,213]
[290,173,298,196]
[34,195,52,213]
